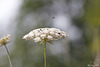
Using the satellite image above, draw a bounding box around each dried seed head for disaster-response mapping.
[23,28,67,42]
[0,34,11,46]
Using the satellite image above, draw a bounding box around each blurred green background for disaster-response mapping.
[0,0,100,67]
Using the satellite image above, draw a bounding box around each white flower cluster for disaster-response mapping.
[23,28,67,42]
[0,34,11,46]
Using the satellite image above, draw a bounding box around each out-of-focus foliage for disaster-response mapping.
[22,0,52,12]
[84,0,100,27]
[84,0,100,53]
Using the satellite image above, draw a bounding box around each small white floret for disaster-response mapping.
[47,35,53,40]
[34,37,41,42]
[40,34,46,39]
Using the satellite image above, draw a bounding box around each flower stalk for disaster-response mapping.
[44,39,47,67]
[4,45,13,67]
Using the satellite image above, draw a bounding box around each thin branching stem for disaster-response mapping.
[4,45,13,67]
[44,39,47,67]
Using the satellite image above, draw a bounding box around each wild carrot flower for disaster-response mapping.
[0,34,13,67]
[23,28,66,42]
[23,28,67,67]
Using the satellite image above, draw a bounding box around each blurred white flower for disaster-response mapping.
[0,34,11,46]
[23,28,67,42]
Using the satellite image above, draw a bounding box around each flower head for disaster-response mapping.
[0,34,11,46]
[23,28,67,42]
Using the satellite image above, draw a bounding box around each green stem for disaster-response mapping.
[4,45,13,67]
[44,40,46,67]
